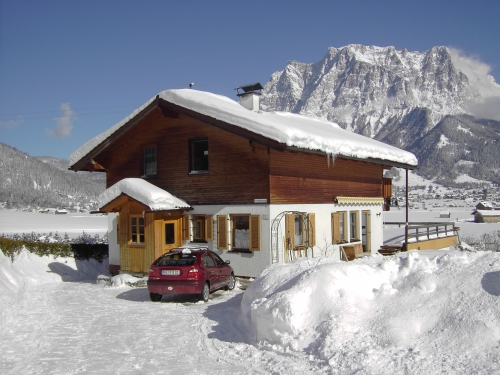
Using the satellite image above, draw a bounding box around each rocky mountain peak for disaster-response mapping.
[261,45,500,186]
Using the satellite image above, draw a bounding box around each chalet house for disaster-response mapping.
[475,201,495,211]
[69,87,418,277]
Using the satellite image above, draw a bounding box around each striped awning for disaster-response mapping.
[336,196,385,205]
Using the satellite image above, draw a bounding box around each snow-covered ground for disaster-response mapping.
[1,209,500,374]
[0,210,108,238]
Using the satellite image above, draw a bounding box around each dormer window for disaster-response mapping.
[143,145,157,177]
[189,138,208,174]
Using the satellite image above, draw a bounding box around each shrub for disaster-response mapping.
[0,237,72,259]
[0,231,109,262]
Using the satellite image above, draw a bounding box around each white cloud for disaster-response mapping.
[465,96,500,121]
[0,118,23,128]
[46,103,76,138]
[449,48,500,120]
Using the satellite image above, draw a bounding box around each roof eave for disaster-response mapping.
[70,92,416,171]
[286,146,418,170]
[70,96,162,172]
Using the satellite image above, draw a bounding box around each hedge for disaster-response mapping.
[0,232,109,262]
[0,237,72,259]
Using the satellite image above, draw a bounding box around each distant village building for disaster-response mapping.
[473,210,500,223]
[440,211,451,218]
[476,201,495,210]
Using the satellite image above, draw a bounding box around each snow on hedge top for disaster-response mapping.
[98,178,191,211]
[69,89,418,167]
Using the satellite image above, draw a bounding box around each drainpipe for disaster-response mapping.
[405,168,409,250]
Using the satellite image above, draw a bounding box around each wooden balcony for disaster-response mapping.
[381,222,459,253]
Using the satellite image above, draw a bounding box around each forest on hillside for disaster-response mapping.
[0,143,105,210]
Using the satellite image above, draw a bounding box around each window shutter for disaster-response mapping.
[307,213,315,247]
[350,211,360,240]
[182,215,190,241]
[285,214,295,250]
[365,211,371,252]
[249,215,261,251]
[205,215,213,241]
[332,212,340,243]
[217,215,228,250]
[118,213,128,244]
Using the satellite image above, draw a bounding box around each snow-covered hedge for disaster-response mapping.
[0,231,109,262]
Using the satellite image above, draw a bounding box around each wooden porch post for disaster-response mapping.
[405,168,409,250]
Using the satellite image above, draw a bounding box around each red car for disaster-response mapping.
[147,247,235,302]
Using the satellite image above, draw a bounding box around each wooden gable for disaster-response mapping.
[73,96,408,206]
[100,193,149,214]
[91,110,272,206]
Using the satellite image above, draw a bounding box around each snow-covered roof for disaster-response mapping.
[70,89,418,168]
[98,178,191,211]
[476,201,494,209]
[475,209,500,217]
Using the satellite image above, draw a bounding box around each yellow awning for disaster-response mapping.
[336,196,384,205]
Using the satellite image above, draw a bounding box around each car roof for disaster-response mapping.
[168,246,210,254]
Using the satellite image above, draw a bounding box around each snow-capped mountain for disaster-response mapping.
[261,45,500,185]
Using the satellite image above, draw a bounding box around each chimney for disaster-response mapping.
[235,83,263,111]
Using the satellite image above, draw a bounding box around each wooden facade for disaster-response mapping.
[101,194,188,274]
[90,110,389,206]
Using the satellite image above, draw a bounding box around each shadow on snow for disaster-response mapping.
[481,271,500,296]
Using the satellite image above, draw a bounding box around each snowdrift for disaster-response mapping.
[0,249,109,326]
[241,251,500,373]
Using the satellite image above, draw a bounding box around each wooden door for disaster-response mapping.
[163,218,183,252]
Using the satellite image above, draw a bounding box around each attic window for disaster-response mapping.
[143,146,157,177]
[189,139,208,174]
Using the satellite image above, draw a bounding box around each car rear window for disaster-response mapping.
[155,253,197,266]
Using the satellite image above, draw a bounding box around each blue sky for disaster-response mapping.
[1,0,499,159]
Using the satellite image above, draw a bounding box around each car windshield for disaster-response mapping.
[155,253,198,266]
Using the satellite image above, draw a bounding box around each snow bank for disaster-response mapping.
[241,251,500,373]
[0,248,109,326]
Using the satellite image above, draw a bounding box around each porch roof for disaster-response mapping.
[98,178,191,211]
[336,196,385,205]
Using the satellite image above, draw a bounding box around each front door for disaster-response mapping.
[163,218,182,252]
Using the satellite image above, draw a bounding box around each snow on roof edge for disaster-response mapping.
[99,178,191,211]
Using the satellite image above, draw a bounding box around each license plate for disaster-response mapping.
[161,270,180,276]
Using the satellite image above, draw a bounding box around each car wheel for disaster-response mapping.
[200,282,210,302]
[150,292,162,302]
[225,273,235,291]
